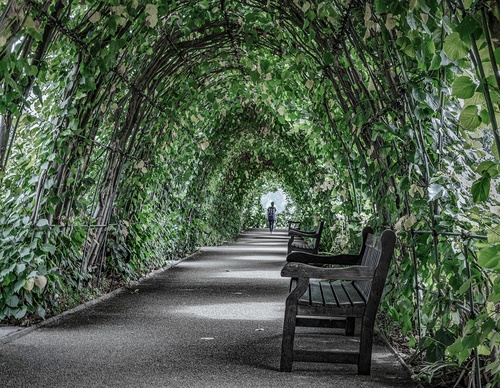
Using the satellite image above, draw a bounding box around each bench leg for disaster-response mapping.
[280,301,298,372]
[281,277,309,372]
[357,323,374,375]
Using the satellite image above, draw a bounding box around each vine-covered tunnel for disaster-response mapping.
[1,1,499,386]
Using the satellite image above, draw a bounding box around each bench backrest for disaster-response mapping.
[315,220,324,235]
[312,220,324,248]
[354,230,396,304]
[356,226,374,263]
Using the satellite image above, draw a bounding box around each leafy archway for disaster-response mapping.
[1,1,499,385]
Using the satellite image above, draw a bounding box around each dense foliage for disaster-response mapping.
[1,0,499,386]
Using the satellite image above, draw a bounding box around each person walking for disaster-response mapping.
[267,202,277,233]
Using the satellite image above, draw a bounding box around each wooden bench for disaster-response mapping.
[287,220,324,255]
[280,227,396,375]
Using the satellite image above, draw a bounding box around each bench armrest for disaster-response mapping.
[281,262,375,281]
[286,251,361,265]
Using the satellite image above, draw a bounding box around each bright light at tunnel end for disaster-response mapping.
[260,189,289,213]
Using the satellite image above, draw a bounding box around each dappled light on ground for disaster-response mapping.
[174,302,284,321]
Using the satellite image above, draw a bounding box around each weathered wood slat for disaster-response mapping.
[343,282,366,306]
[294,350,359,365]
[281,263,375,280]
[298,283,310,304]
[295,317,346,328]
[309,281,324,307]
[320,281,337,308]
[357,245,381,298]
[331,282,351,307]
[297,304,365,317]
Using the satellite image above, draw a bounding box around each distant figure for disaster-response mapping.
[267,202,277,233]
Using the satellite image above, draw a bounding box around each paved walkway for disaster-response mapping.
[0,228,414,387]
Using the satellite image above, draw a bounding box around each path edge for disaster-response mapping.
[0,251,200,345]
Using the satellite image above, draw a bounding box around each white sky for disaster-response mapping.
[260,189,288,213]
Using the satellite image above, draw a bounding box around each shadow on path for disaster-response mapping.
[0,228,414,388]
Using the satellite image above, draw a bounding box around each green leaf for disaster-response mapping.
[443,32,469,60]
[487,229,500,244]
[479,318,496,342]
[37,305,46,319]
[36,218,49,227]
[6,294,19,308]
[3,272,16,286]
[429,54,441,70]
[82,177,95,186]
[478,245,500,270]
[448,340,465,360]
[23,278,35,291]
[471,173,490,202]
[323,51,334,65]
[462,332,481,349]
[479,107,491,124]
[19,247,30,257]
[14,278,26,292]
[425,342,444,362]
[459,105,481,130]
[246,35,254,48]
[259,59,270,73]
[421,36,435,57]
[0,264,16,278]
[249,71,260,83]
[14,305,27,319]
[406,13,417,30]
[32,83,43,104]
[456,15,479,39]
[41,243,56,254]
[373,0,391,14]
[15,263,26,274]
[428,183,447,201]
[452,76,476,99]
[476,161,498,176]
[477,345,490,356]
[458,278,472,295]
[425,93,440,111]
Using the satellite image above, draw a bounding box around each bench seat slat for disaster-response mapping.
[296,280,366,308]
[331,282,351,307]
[309,281,324,307]
[343,282,366,306]
[298,282,309,304]
[320,281,338,308]
[296,280,367,311]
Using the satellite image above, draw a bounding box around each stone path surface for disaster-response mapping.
[0,228,414,387]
